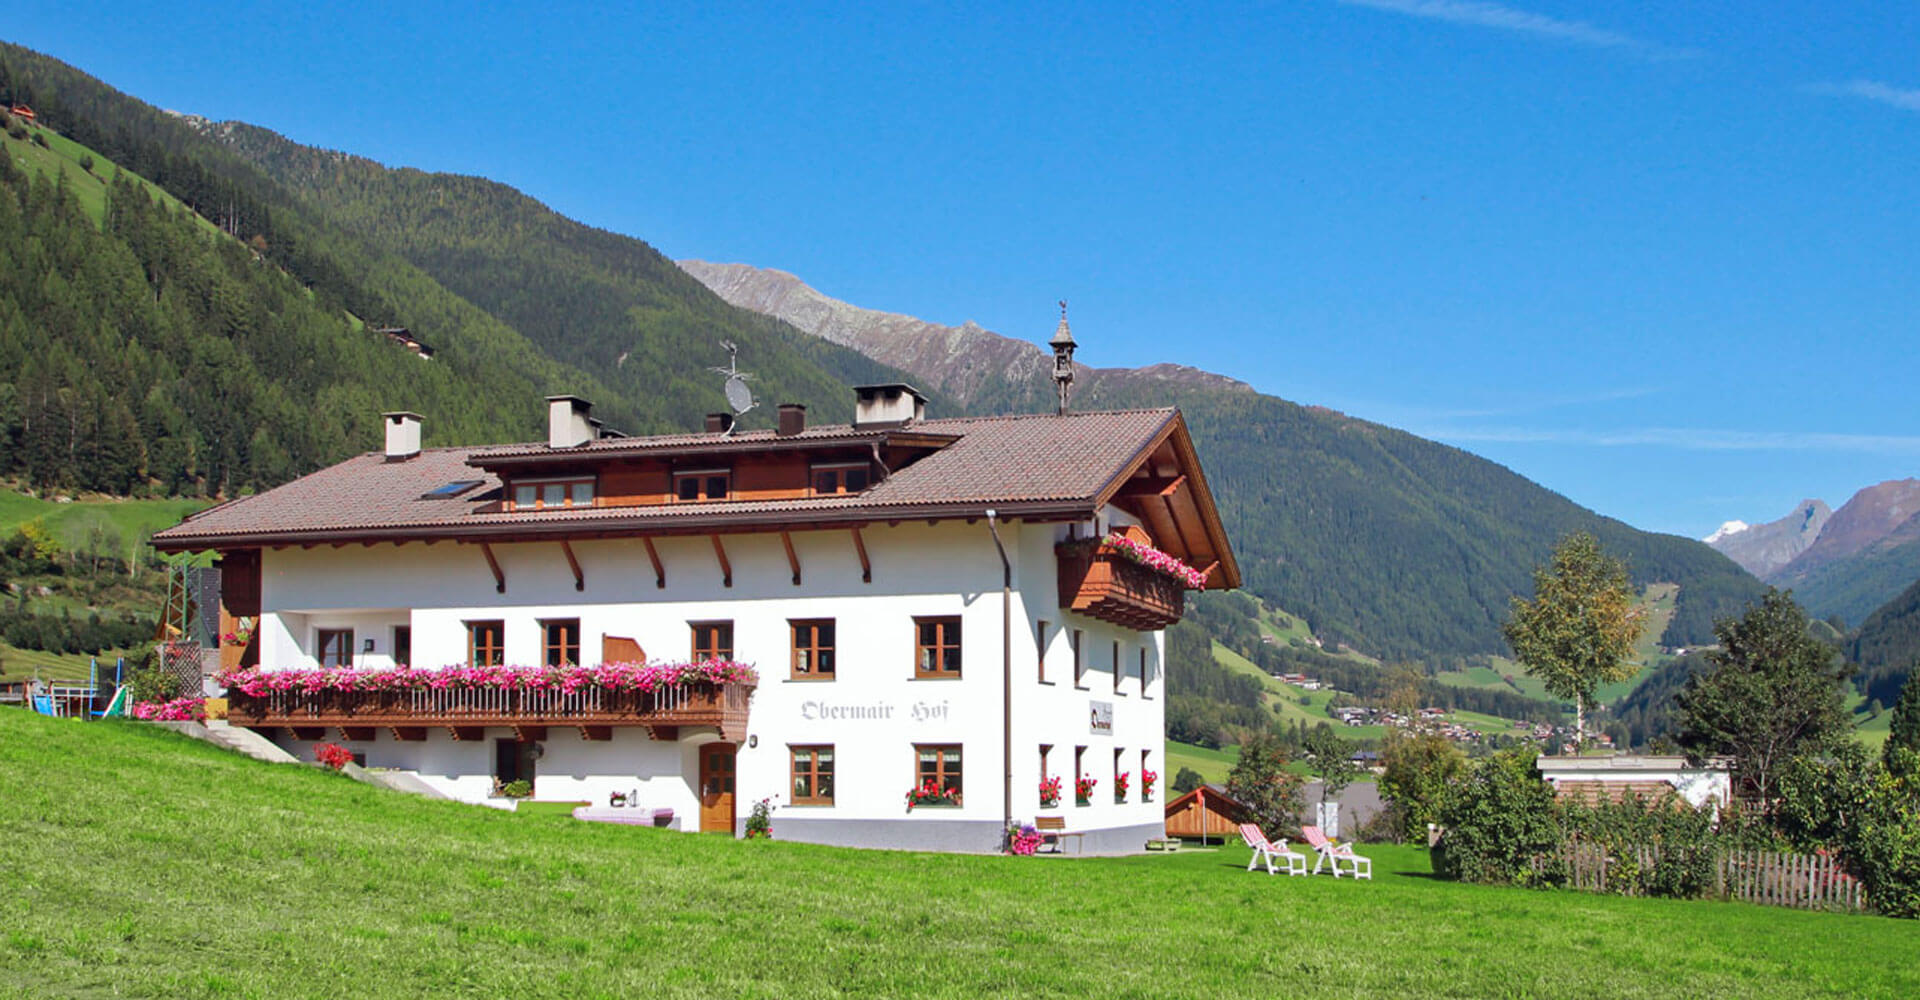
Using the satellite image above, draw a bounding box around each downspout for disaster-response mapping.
[985,509,1013,844]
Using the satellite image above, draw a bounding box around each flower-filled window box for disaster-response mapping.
[1055,535,1202,630]
[1075,775,1098,806]
[1142,769,1159,802]
[1114,770,1131,803]
[905,779,961,810]
[1038,775,1063,808]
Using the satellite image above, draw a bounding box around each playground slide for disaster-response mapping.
[31,694,54,716]
[95,686,129,718]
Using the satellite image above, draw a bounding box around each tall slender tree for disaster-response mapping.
[1502,532,1646,752]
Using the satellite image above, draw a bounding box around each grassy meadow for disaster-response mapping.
[2,711,1914,999]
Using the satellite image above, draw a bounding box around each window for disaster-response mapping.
[317,629,354,668]
[1035,620,1049,683]
[1071,629,1085,686]
[1141,749,1153,801]
[790,745,835,805]
[509,478,595,510]
[810,463,871,496]
[691,621,734,662]
[790,619,835,679]
[392,625,412,667]
[1075,746,1088,805]
[914,616,962,678]
[1112,640,1121,692]
[1039,744,1054,805]
[1115,748,1127,803]
[421,479,483,499]
[1139,646,1149,695]
[673,469,731,502]
[467,620,505,667]
[914,744,963,804]
[542,618,581,666]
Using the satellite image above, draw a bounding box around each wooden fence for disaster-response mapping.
[1560,841,1865,913]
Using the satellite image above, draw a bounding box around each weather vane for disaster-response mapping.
[709,340,757,433]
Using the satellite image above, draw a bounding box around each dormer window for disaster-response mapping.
[509,477,595,510]
[674,468,732,502]
[811,462,871,496]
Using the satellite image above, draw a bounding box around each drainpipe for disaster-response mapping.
[985,509,1013,843]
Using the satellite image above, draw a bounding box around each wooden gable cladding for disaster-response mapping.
[1100,414,1239,591]
[582,453,865,507]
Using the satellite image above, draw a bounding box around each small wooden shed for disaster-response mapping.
[1164,784,1251,843]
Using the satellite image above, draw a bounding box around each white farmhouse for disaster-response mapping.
[155,382,1240,853]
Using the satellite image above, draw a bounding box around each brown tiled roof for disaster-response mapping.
[153,409,1181,548]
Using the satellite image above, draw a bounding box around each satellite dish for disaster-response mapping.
[708,341,756,432]
[724,375,754,414]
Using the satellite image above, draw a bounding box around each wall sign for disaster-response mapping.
[800,699,953,724]
[1090,700,1113,735]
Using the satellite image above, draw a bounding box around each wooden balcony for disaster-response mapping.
[227,681,753,742]
[1056,544,1185,630]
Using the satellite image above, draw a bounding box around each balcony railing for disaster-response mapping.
[1056,543,1185,630]
[227,681,753,742]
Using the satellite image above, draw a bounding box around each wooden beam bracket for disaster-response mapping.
[480,542,506,594]
[710,534,732,588]
[642,537,666,589]
[851,526,872,584]
[780,531,801,586]
[560,540,584,592]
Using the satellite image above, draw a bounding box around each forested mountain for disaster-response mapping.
[185,120,923,432]
[0,41,929,496]
[1850,578,1920,705]
[686,263,1765,660]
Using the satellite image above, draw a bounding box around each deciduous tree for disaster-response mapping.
[1226,732,1304,837]
[1502,533,1646,751]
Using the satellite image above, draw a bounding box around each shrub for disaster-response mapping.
[744,798,775,839]
[1563,793,1720,899]
[499,779,532,799]
[1432,748,1562,886]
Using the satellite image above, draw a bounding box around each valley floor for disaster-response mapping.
[1,712,1913,999]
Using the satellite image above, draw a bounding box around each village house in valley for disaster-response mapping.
[153,337,1239,852]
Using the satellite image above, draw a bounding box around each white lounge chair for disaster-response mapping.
[1302,824,1372,879]
[1239,823,1307,876]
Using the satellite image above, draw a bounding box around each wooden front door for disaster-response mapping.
[698,743,737,834]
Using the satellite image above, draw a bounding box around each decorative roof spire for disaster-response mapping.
[1050,299,1076,415]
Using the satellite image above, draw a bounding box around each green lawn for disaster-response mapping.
[0,641,122,684]
[0,488,209,558]
[1,713,1913,999]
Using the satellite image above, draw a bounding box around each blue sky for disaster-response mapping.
[10,2,1919,538]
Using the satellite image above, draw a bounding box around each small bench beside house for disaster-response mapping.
[1034,815,1085,854]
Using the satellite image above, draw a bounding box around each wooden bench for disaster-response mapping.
[1035,815,1085,854]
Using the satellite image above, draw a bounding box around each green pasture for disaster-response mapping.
[2,712,1914,999]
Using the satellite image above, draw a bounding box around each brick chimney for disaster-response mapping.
[777,403,807,436]
[705,412,734,434]
[383,412,421,460]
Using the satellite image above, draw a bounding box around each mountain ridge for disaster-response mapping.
[680,260,1765,660]
[677,259,1251,412]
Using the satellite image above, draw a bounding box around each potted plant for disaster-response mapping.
[493,778,532,799]
[1006,821,1044,856]
[1114,770,1131,802]
[1075,775,1098,806]
[1038,775,1063,808]
[1142,769,1159,802]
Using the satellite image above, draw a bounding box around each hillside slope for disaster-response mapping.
[191,121,934,433]
[684,262,1765,660]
